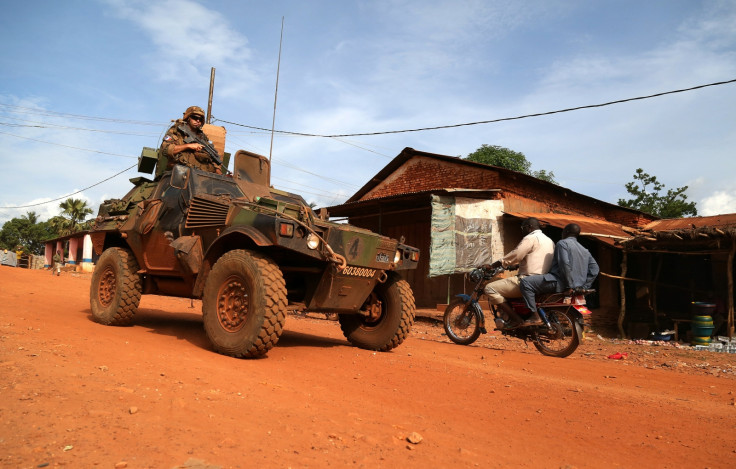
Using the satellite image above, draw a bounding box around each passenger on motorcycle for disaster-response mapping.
[482,217,554,324]
[519,223,599,325]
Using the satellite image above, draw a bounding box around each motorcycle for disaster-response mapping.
[443,265,594,357]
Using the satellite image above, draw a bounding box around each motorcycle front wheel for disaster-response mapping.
[533,307,582,357]
[443,298,481,345]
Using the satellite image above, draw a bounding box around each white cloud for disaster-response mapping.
[102,0,257,96]
[700,191,736,216]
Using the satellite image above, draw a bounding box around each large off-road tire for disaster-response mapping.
[202,249,287,358]
[90,247,142,326]
[533,307,582,358]
[338,272,415,352]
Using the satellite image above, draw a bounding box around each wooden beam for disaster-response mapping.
[618,251,627,339]
[728,241,735,338]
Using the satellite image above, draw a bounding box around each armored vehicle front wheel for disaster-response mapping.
[90,247,142,326]
[202,249,287,358]
[338,272,415,352]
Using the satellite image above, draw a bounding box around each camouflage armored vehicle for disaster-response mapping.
[89,135,419,358]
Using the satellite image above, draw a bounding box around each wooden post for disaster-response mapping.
[618,251,628,339]
[728,241,735,338]
[652,254,663,330]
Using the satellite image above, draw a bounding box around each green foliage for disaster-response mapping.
[617,168,697,218]
[58,198,93,235]
[0,199,96,255]
[465,144,557,184]
[0,211,57,254]
[530,169,556,184]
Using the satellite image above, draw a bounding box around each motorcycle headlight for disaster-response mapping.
[468,269,483,283]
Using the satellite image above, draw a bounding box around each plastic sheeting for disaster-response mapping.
[0,250,17,267]
[429,195,502,277]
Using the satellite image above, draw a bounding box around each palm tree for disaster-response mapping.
[58,198,93,234]
[48,215,72,237]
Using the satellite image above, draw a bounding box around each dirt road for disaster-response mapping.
[1,267,734,468]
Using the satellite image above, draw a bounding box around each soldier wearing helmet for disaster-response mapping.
[160,106,222,174]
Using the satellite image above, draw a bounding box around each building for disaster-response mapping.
[325,147,657,333]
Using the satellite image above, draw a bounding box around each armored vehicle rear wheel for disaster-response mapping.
[90,247,142,326]
[202,249,287,358]
[338,272,415,352]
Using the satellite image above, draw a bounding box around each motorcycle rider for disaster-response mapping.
[483,217,554,325]
[519,223,599,325]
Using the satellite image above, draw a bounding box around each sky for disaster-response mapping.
[1,0,735,226]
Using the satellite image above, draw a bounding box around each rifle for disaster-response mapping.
[177,123,224,169]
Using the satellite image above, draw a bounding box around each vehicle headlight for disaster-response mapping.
[394,250,401,264]
[306,233,320,250]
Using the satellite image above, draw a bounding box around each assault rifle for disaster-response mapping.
[177,123,225,170]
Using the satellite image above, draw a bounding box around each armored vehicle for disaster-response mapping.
[89,135,419,358]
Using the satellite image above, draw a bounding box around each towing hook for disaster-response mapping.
[377,271,388,283]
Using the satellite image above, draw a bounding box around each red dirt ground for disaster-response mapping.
[1,267,735,468]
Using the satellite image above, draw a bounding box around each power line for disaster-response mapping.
[0,118,160,137]
[225,134,362,189]
[212,77,736,138]
[0,103,162,126]
[0,164,138,209]
[0,130,137,159]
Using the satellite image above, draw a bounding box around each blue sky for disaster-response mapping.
[1,0,735,225]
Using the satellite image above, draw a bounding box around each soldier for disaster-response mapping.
[160,106,222,174]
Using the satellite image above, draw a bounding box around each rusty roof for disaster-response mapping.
[644,213,736,231]
[504,211,633,247]
[620,213,736,250]
[342,147,651,220]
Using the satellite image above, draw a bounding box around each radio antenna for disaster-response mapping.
[206,67,215,124]
[269,17,284,167]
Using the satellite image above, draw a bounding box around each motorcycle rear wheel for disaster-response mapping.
[443,298,481,345]
[533,308,582,357]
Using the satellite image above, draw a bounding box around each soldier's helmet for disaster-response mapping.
[183,106,205,121]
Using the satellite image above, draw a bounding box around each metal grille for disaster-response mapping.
[185,196,230,228]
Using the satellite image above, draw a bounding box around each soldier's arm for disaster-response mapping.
[162,130,201,158]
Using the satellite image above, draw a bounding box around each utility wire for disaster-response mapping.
[0,130,137,158]
[0,164,138,209]
[0,103,162,126]
[0,118,159,137]
[212,78,736,137]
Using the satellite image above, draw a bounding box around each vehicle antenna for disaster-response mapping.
[269,17,285,175]
[206,67,216,124]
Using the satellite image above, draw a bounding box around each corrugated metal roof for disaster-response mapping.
[644,213,736,231]
[504,212,632,247]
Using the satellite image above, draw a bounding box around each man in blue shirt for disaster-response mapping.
[519,223,599,325]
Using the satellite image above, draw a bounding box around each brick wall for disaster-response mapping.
[363,156,653,227]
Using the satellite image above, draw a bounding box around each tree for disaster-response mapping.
[464,144,557,184]
[58,198,93,235]
[617,168,697,218]
[0,211,57,254]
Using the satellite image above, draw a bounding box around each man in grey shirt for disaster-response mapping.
[519,223,599,325]
[483,217,554,323]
